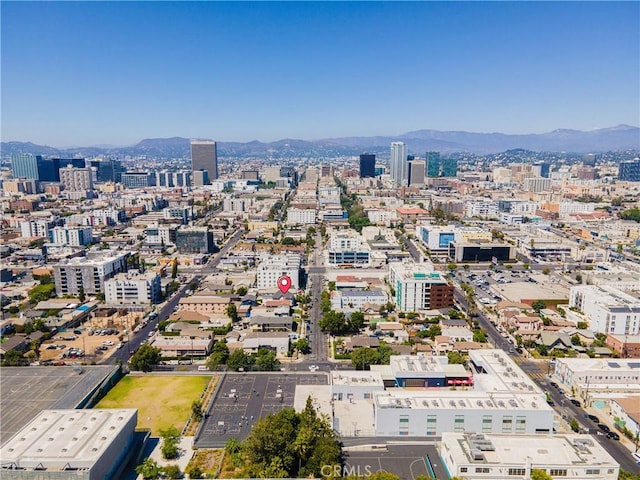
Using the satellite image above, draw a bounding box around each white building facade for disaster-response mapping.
[569,285,640,335]
[104,271,162,305]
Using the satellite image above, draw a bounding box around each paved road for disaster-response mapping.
[453,279,640,472]
[306,231,328,363]
[106,228,246,366]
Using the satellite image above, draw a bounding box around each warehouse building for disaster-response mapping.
[0,409,137,480]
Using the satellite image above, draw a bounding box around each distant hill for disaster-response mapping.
[2,125,638,159]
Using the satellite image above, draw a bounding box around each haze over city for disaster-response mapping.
[2,1,639,147]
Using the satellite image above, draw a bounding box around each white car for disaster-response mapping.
[308,365,318,371]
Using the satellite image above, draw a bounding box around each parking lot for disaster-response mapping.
[194,372,327,448]
[0,365,118,444]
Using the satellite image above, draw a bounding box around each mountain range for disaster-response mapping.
[2,125,638,159]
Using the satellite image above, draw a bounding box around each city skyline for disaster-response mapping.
[2,1,639,147]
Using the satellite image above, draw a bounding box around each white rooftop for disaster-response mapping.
[469,349,544,394]
[442,432,619,469]
[331,371,384,387]
[0,409,137,469]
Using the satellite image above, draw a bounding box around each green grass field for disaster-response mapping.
[95,375,211,435]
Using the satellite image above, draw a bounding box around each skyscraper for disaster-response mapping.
[390,142,408,186]
[618,159,640,182]
[407,160,425,186]
[190,140,218,183]
[359,154,376,178]
[11,154,41,180]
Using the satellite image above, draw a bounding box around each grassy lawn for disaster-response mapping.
[95,375,211,435]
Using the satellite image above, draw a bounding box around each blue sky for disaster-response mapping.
[2,1,639,147]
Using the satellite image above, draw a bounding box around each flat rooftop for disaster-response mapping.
[0,365,118,445]
[442,432,618,468]
[470,349,544,394]
[0,409,137,469]
[331,371,384,387]
[374,389,550,412]
[555,357,640,373]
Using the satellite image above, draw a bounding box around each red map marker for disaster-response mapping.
[277,275,292,294]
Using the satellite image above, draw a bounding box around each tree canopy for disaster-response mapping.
[236,397,341,478]
[129,344,162,372]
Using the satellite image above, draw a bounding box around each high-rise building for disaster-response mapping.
[88,158,123,183]
[533,162,551,178]
[425,152,441,178]
[426,152,458,178]
[359,154,376,178]
[618,159,640,182]
[191,140,218,182]
[11,154,41,180]
[53,252,130,296]
[192,169,209,186]
[175,226,215,254]
[390,142,408,186]
[59,165,93,192]
[121,172,154,189]
[407,160,425,186]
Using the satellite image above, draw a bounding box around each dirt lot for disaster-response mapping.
[39,310,145,364]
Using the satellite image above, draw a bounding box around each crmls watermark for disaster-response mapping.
[321,464,373,478]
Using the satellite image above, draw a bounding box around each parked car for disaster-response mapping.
[598,424,611,433]
[606,431,620,440]
[587,414,600,423]
[550,382,559,388]
[570,399,581,407]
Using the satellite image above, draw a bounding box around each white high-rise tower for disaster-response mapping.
[390,142,408,186]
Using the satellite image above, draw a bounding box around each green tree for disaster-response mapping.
[351,347,379,370]
[473,329,487,343]
[293,337,311,354]
[531,469,553,480]
[571,334,583,346]
[129,344,162,372]
[569,418,580,432]
[163,465,182,479]
[254,348,280,371]
[447,351,466,365]
[186,465,203,479]
[192,400,203,421]
[227,349,252,371]
[348,311,365,331]
[542,267,551,275]
[78,285,86,303]
[206,340,230,369]
[236,286,248,296]
[1,350,26,366]
[319,310,348,335]
[160,426,181,460]
[531,300,546,313]
[226,303,238,322]
[576,321,588,330]
[28,283,55,304]
[171,259,178,279]
[136,458,161,479]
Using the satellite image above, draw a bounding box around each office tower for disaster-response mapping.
[59,165,93,192]
[191,140,218,182]
[280,166,298,186]
[11,154,41,180]
[407,160,425,186]
[425,152,441,178]
[175,226,215,254]
[618,159,640,182]
[426,152,458,178]
[155,171,175,187]
[88,158,123,183]
[359,154,376,178]
[192,169,209,186]
[390,142,408,186]
[441,158,458,177]
[121,172,154,188]
[583,153,597,166]
[533,162,551,178]
[242,170,259,180]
